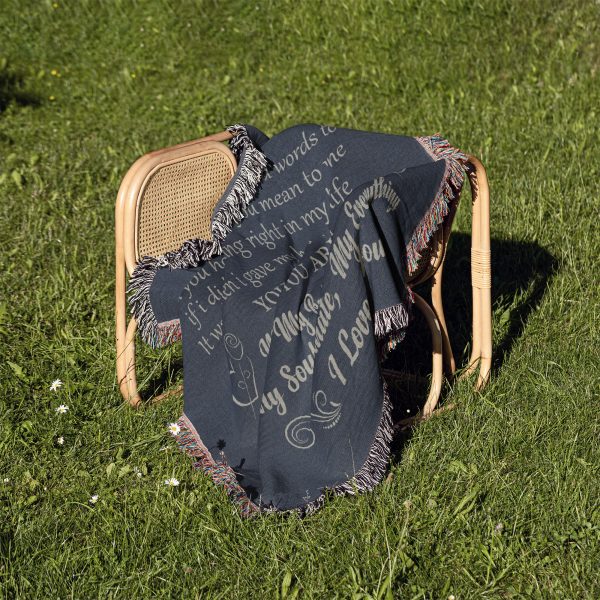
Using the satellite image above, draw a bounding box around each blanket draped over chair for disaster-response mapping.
[128,123,466,516]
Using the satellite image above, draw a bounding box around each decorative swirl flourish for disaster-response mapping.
[284,390,343,449]
[285,416,316,450]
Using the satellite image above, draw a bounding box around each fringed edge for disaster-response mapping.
[375,287,415,361]
[127,124,269,348]
[157,319,182,346]
[174,414,261,518]
[126,255,162,347]
[374,302,410,339]
[211,124,270,242]
[407,135,467,276]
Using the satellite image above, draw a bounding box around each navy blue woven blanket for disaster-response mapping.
[128,123,466,516]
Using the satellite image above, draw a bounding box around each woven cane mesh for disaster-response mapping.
[137,152,234,258]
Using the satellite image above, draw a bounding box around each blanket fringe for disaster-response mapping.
[127,124,269,348]
[157,319,182,346]
[174,415,261,518]
[374,302,410,339]
[408,135,467,276]
[376,290,415,361]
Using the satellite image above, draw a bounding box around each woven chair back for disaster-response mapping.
[134,147,235,260]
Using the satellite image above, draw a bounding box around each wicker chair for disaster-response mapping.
[115,130,491,419]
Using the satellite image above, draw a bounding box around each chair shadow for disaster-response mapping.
[142,356,184,402]
[441,232,557,372]
[385,233,557,458]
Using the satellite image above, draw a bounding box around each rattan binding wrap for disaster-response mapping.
[471,248,492,289]
[136,152,235,260]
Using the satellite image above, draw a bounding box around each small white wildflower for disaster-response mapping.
[164,477,180,487]
[55,404,69,414]
[167,422,181,436]
[448,596,456,600]
[50,379,63,392]
[495,522,504,533]
[57,436,64,445]
[134,467,143,478]
[2,478,9,483]
[89,494,99,504]
[137,471,143,478]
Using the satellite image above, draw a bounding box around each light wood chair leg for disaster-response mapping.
[116,261,141,406]
[412,292,443,417]
[430,258,456,377]
[469,156,492,389]
[460,156,491,389]
[116,191,141,406]
[462,161,482,378]
[124,318,142,406]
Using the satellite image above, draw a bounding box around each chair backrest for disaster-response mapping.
[116,132,460,283]
[116,139,236,275]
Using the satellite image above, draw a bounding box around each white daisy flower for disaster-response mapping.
[57,436,64,445]
[89,494,99,504]
[167,422,181,436]
[164,477,180,487]
[55,404,69,414]
[50,379,63,392]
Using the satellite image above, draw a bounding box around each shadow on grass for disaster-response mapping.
[384,233,556,455]
[441,232,557,372]
[0,69,40,113]
[141,356,184,403]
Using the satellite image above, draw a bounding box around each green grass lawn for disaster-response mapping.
[1,0,599,597]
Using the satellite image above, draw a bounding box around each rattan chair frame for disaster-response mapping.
[115,131,491,419]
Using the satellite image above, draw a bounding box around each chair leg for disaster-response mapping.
[461,162,482,379]
[125,319,142,406]
[116,308,142,406]
[412,292,443,417]
[116,221,142,406]
[116,311,130,403]
[461,156,492,389]
[430,258,456,377]
[470,157,492,389]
